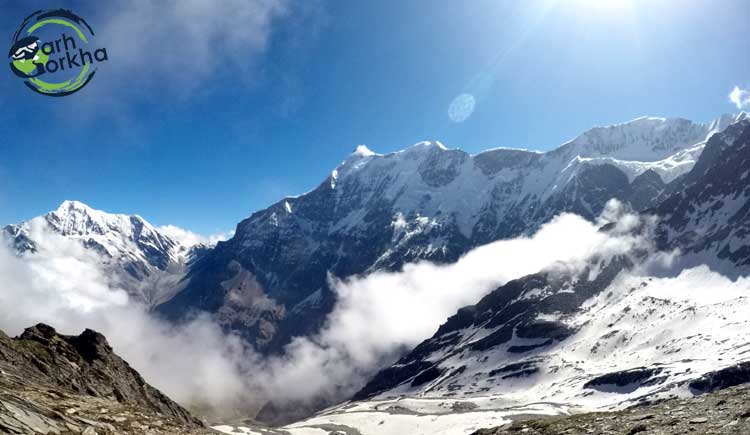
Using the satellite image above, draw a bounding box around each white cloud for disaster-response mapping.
[94,0,289,95]
[158,224,233,247]
[729,85,750,109]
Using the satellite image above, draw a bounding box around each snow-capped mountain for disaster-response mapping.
[158,113,747,354]
[2,200,203,305]
[272,118,750,435]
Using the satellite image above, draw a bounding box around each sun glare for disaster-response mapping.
[570,0,635,14]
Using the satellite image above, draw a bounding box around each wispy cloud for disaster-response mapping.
[157,224,233,247]
[38,0,310,152]
[98,0,288,95]
[729,85,750,109]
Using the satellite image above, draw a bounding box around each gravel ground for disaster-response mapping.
[473,384,750,435]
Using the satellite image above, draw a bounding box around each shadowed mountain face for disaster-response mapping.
[0,324,203,434]
[655,120,750,270]
[157,114,747,355]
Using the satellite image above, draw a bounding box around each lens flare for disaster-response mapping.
[448,93,476,123]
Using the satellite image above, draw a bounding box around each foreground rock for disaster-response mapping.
[473,382,750,435]
[0,324,210,434]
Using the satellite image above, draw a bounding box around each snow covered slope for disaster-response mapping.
[158,113,747,354]
[279,266,750,435]
[2,200,203,305]
[271,118,750,435]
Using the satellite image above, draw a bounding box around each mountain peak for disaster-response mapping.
[553,115,718,161]
[2,201,198,305]
[51,200,150,228]
[408,140,448,151]
[47,200,138,237]
[352,144,376,157]
[56,199,94,214]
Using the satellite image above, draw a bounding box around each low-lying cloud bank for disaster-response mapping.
[260,204,651,404]
[0,226,261,417]
[0,201,671,419]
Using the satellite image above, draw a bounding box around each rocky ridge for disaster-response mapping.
[0,324,208,435]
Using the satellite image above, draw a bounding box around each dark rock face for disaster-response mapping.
[689,362,750,394]
[583,367,666,392]
[411,367,444,387]
[473,149,541,176]
[629,170,666,211]
[418,147,468,187]
[536,163,631,223]
[1,224,36,253]
[0,324,202,434]
[488,360,541,378]
[655,120,750,268]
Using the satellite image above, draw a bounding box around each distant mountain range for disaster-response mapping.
[4,113,748,348]
[4,112,750,434]
[158,112,748,354]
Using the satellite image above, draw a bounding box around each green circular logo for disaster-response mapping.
[9,9,108,97]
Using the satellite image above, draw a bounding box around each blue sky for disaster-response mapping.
[1,0,749,235]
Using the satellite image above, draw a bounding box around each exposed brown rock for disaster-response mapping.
[0,323,212,434]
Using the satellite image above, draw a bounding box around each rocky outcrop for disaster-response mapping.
[472,382,750,435]
[0,324,205,434]
[689,362,750,394]
[583,367,666,392]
